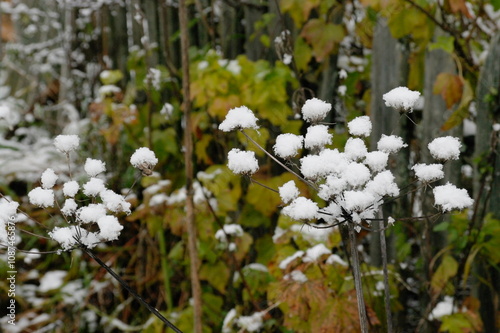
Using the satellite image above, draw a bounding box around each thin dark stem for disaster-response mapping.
[347,222,369,333]
[379,219,393,333]
[240,129,318,191]
[82,247,183,333]
[249,177,279,193]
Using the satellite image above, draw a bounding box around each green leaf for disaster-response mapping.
[301,19,344,62]
[294,37,313,72]
[199,261,230,294]
[100,70,124,85]
[280,0,321,26]
[431,255,458,294]
[429,36,455,54]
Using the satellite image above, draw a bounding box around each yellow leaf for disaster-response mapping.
[431,255,458,295]
[301,19,345,62]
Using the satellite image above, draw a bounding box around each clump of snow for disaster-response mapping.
[301,98,332,123]
[364,151,389,172]
[84,158,106,177]
[273,133,303,158]
[279,180,300,204]
[100,189,131,214]
[236,312,264,332]
[279,250,304,269]
[49,226,78,250]
[0,200,19,223]
[377,134,408,154]
[215,224,244,243]
[383,86,421,112]
[318,177,347,200]
[428,136,462,161]
[428,296,457,320]
[412,163,444,182]
[219,106,259,132]
[77,204,107,223]
[61,199,78,216]
[41,168,58,189]
[285,270,308,283]
[347,116,372,137]
[433,183,473,212]
[54,135,80,154]
[130,147,158,174]
[39,270,67,292]
[304,125,332,150]
[303,243,331,263]
[97,215,123,241]
[344,137,368,160]
[227,149,259,175]
[28,187,55,208]
[82,178,106,197]
[343,190,376,212]
[326,254,348,266]
[282,197,318,220]
[343,162,371,187]
[365,170,400,197]
[63,181,79,197]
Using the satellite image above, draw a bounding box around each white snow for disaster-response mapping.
[383,86,421,112]
[428,136,462,161]
[40,168,58,189]
[428,296,457,320]
[282,197,318,220]
[303,243,331,263]
[301,98,332,123]
[219,106,259,132]
[77,204,107,223]
[433,183,473,212]
[28,187,55,208]
[347,116,372,137]
[344,137,368,161]
[326,254,348,266]
[365,170,400,197]
[63,181,79,197]
[222,309,238,333]
[130,147,158,169]
[273,133,303,158]
[318,176,347,200]
[377,134,408,154]
[343,190,376,212]
[84,158,106,177]
[82,178,106,197]
[227,149,259,175]
[412,163,444,182]
[300,149,348,180]
[279,180,300,204]
[100,189,131,214]
[279,250,304,269]
[49,226,78,250]
[343,162,371,187]
[236,312,264,332]
[39,270,67,292]
[61,198,78,216]
[53,135,80,154]
[245,263,269,272]
[364,151,389,172]
[215,224,244,243]
[286,270,308,283]
[97,215,123,241]
[304,125,332,150]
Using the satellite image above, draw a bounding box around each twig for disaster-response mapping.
[347,222,369,333]
[81,247,183,333]
[379,219,393,333]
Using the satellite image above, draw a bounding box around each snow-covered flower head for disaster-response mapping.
[84,158,106,177]
[428,136,461,161]
[41,168,58,189]
[304,124,332,150]
[377,134,408,154]
[301,98,332,123]
[54,135,80,154]
[219,106,259,132]
[433,183,473,212]
[383,86,421,112]
[227,149,259,175]
[347,116,372,137]
[28,187,55,208]
[130,147,158,176]
[273,133,303,158]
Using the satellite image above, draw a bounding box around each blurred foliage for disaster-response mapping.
[0,0,499,332]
